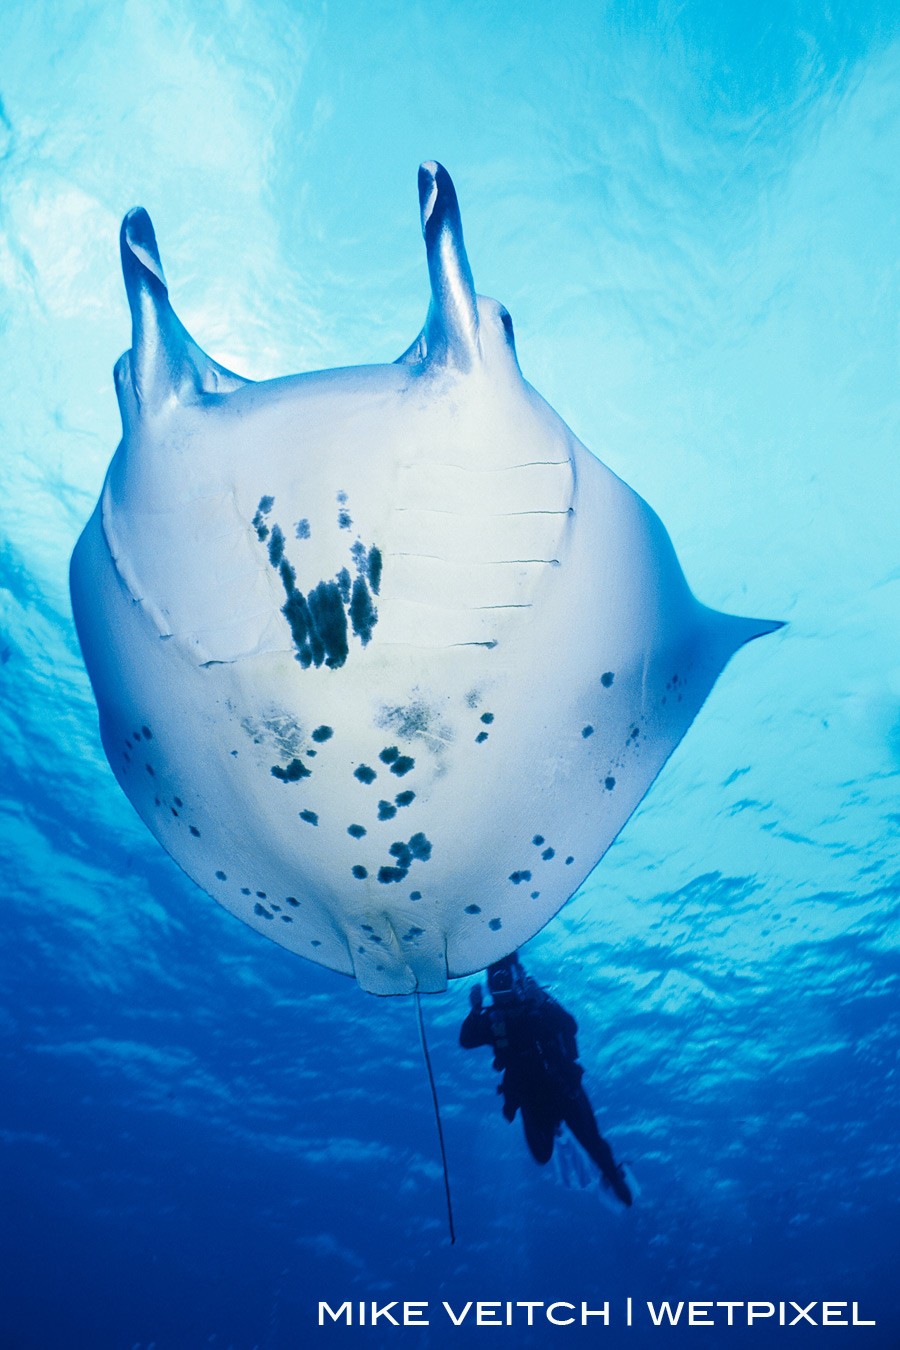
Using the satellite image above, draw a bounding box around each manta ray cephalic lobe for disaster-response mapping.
[70,162,782,994]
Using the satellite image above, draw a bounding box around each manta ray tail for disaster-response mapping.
[415,992,456,1245]
[116,206,248,417]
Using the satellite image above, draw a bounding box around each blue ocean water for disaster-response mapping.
[1,2,898,1346]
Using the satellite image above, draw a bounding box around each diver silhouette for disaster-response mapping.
[460,953,633,1206]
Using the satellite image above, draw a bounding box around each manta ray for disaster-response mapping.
[70,162,781,995]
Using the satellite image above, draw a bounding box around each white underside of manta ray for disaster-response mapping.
[70,162,781,995]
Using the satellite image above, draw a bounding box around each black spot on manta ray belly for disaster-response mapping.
[376,832,432,885]
[252,495,274,541]
[354,765,377,784]
[257,498,381,669]
[271,758,311,782]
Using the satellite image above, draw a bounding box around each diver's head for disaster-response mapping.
[487,953,525,1005]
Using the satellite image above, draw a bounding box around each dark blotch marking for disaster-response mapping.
[338,509,352,530]
[352,865,367,880]
[488,918,502,931]
[565,856,574,865]
[277,555,350,670]
[299,809,319,825]
[395,790,415,807]
[281,915,293,923]
[174,797,183,808]
[311,939,322,947]
[403,926,424,941]
[337,567,351,603]
[268,523,285,568]
[509,870,532,884]
[307,749,317,758]
[601,671,615,688]
[391,755,414,777]
[531,891,540,899]
[253,495,274,541]
[408,833,431,861]
[286,896,299,907]
[541,847,555,861]
[464,904,481,915]
[480,712,494,724]
[215,870,227,881]
[189,825,200,838]
[355,765,376,784]
[312,725,333,743]
[308,580,349,668]
[254,903,272,919]
[582,725,594,738]
[348,824,366,838]
[241,887,251,895]
[295,518,310,540]
[604,776,616,790]
[170,807,178,818]
[377,800,397,821]
[360,924,374,932]
[256,891,267,899]
[379,745,400,764]
[142,726,152,739]
[145,763,154,775]
[367,546,382,595]
[409,890,422,900]
[349,574,377,645]
[532,835,544,846]
[475,732,488,744]
[271,758,311,782]
[376,832,432,884]
[154,797,160,806]
[337,491,348,504]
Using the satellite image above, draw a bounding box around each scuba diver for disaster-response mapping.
[460,952,633,1207]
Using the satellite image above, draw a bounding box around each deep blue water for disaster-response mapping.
[1,2,898,1346]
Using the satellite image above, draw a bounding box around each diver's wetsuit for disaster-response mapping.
[460,972,632,1205]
